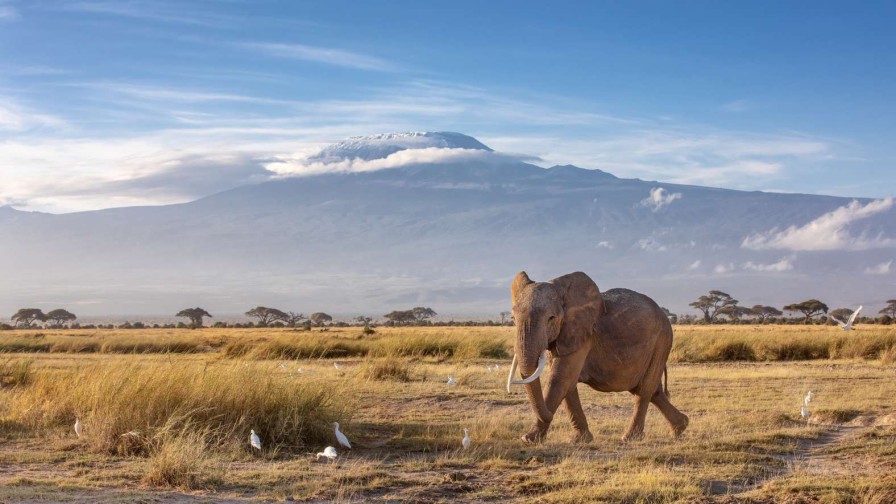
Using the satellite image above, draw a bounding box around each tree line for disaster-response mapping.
[3,305,440,329]
[680,291,896,325]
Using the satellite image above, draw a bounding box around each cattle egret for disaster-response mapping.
[447,376,457,385]
[462,428,470,450]
[334,422,351,449]
[74,418,82,438]
[800,406,809,425]
[249,429,262,450]
[804,391,813,405]
[830,306,863,330]
[317,446,338,462]
[333,362,342,370]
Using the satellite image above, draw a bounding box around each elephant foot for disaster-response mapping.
[570,430,593,444]
[621,428,644,442]
[671,415,689,438]
[522,427,548,444]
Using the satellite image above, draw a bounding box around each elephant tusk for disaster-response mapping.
[507,351,548,392]
[506,354,518,393]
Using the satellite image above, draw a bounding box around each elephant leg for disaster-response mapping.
[563,385,593,443]
[650,390,689,437]
[622,392,651,442]
[522,346,590,444]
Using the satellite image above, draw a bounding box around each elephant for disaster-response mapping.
[506,271,688,444]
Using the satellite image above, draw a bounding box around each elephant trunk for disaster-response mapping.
[508,329,552,424]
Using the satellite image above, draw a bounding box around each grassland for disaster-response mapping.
[0,325,894,503]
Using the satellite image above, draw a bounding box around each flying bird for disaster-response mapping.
[249,429,262,450]
[334,422,351,449]
[830,306,863,330]
[462,428,470,450]
[447,376,457,385]
[316,446,338,462]
[74,418,82,438]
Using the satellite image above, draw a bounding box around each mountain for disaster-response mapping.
[1,132,893,319]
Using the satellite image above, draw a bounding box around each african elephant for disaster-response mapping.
[507,271,688,443]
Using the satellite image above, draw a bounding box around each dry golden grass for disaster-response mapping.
[0,325,895,502]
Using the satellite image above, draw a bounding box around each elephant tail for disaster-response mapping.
[664,366,670,397]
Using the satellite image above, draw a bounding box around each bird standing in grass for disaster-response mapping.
[804,391,813,406]
[334,422,351,449]
[249,429,262,450]
[800,406,809,425]
[447,376,457,385]
[333,362,342,371]
[317,446,338,462]
[462,428,470,450]
[74,418,82,438]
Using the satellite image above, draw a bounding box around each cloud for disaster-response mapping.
[636,237,667,252]
[864,261,892,275]
[239,42,395,72]
[265,147,508,177]
[596,241,613,249]
[742,256,795,272]
[0,5,17,20]
[641,187,682,211]
[714,263,734,274]
[687,260,701,270]
[721,100,750,113]
[0,98,65,131]
[742,198,896,251]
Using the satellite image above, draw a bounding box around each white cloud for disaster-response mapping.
[0,98,65,131]
[641,187,682,211]
[596,241,613,249]
[742,198,896,251]
[714,263,734,274]
[239,42,395,72]
[688,260,701,270]
[636,237,667,252]
[864,261,892,275]
[0,5,18,21]
[265,147,505,177]
[742,256,795,272]
[721,100,750,113]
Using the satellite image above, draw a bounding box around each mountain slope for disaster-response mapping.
[1,133,893,318]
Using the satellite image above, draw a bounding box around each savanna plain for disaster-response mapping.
[1,325,895,503]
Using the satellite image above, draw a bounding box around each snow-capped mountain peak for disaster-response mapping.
[309,131,492,162]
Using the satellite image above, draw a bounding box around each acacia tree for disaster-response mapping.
[245,306,288,326]
[411,307,436,323]
[176,307,212,327]
[384,310,416,326]
[499,311,512,325]
[718,305,752,321]
[783,299,829,323]
[309,312,333,326]
[285,312,306,328]
[689,290,738,323]
[660,307,677,324]
[751,305,782,323]
[46,309,77,327]
[829,308,856,324]
[11,308,47,328]
[879,300,896,318]
[354,316,373,326]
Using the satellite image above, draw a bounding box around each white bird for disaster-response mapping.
[462,428,470,450]
[804,391,813,405]
[830,306,863,330]
[333,422,351,449]
[316,446,338,462]
[333,362,342,370]
[447,376,457,385]
[74,418,82,438]
[249,429,262,450]
[800,406,809,424]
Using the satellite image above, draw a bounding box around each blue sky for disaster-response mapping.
[1,0,894,212]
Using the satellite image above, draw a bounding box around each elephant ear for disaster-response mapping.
[549,271,604,356]
[511,271,533,306]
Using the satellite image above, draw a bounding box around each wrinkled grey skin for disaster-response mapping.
[510,271,689,444]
